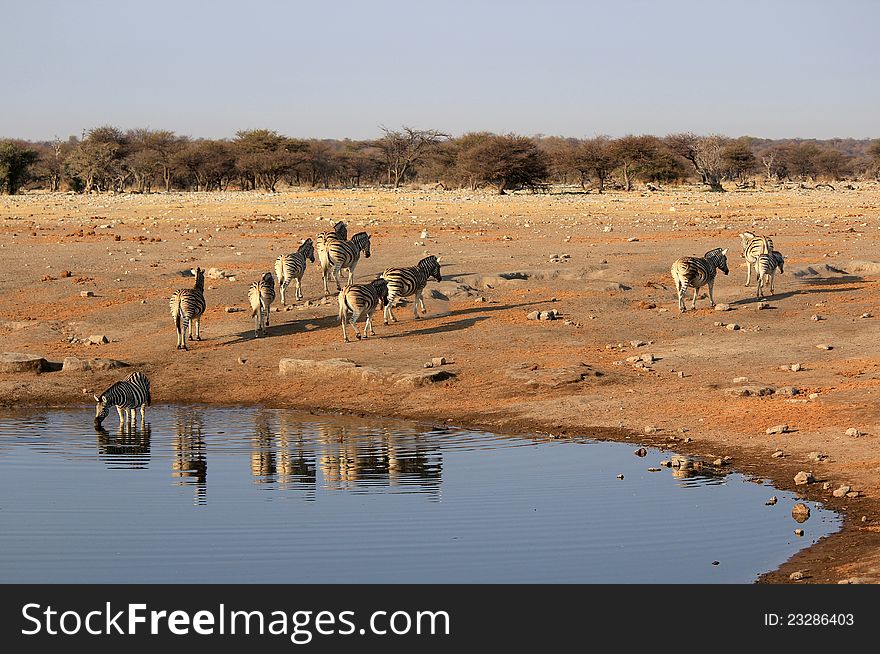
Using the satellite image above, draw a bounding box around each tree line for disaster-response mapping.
[1,125,879,195]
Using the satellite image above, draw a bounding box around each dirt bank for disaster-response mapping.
[2,185,879,584]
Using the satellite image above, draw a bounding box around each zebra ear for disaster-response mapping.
[436,255,443,263]
[721,248,728,255]
[93,394,100,402]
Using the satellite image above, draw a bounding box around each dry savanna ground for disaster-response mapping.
[1,183,880,584]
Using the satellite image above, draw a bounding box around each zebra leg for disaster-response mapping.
[676,280,686,312]
[116,405,125,425]
[770,273,775,295]
[254,308,261,338]
[341,310,350,342]
[708,280,716,307]
[195,317,201,341]
[418,290,428,314]
[333,265,343,291]
[692,286,699,310]
[383,295,396,325]
[366,309,376,337]
[744,261,752,287]
[279,281,287,306]
[181,318,189,350]
[264,302,270,330]
[295,277,303,301]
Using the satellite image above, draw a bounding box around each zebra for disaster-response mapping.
[94,371,151,428]
[316,221,347,281]
[670,247,729,312]
[381,255,443,324]
[755,250,785,298]
[321,231,372,294]
[275,238,315,304]
[170,267,206,350]
[248,271,276,337]
[739,232,774,287]
[338,277,389,342]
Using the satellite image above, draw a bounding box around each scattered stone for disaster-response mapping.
[538,310,558,321]
[644,426,659,434]
[810,314,825,321]
[794,529,804,537]
[807,452,829,463]
[732,376,749,383]
[627,237,639,242]
[816,344,833,350]
[861,312,872,319]
[677,371,685,378]
[634,447,647,457]
[714,303,731,312]
[766,496,778,505]
[225,306,244,313]
[725,323,741,331]
[727,385,775,397]
[774,386,800,397]
[474,296,487,303]
[822,482,832,490]
[832,485,852,498]
[61,357,129,372]
[772,450,784,458]
[526,311,540,320]
[630,340,647,347]
[431,357,447,367]
[845,427,863,437]
[789,571,807,581]
[808,393,819,400]
[670,455,691,469]
[238,357,247,365]
[86,335,109,345]
[711,561,720,566]
[80,290,95,298]
[794,471,815,485]
[845,491,861,499]
[791,503,811,522]
[766,424,791,434]
[0,352,51,373]
[757,302,770,310]
[205,267,229,279]
[838,577,871,584]
[790,363,802,372]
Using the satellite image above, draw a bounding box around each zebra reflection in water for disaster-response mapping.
[172,411,207,506]
[95,422,151,470]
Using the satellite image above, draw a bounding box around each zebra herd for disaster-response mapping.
[671,231,784,312]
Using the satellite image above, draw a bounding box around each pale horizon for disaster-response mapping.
[4,0,878,143]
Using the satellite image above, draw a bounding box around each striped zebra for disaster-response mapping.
[170,267,206,350]
[739,232,774,287]
[94,371,151,427]
[316,221,348,281]
[248,272,276,337]
[381,255,443,324]
[321,231,372,294]
[670,247,729,312]
[755,250,785,298]
[275,238,315,304]
[338,277,389,342]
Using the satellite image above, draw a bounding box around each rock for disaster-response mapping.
[822,482,832,490]
[61,357,129,372]
[794,529,804,537]
[644,426,659,434]
[538,310,558,321]
[807,451,829,463]
[394,369,456,388]
[772,450,784,458]
[808,393,819,400]
[766,424,791,434]
[526,311,540,320]
[732,376,749,383]
[727,385,775,397]
[225,306,244,313]
[206,267,228,279]
[670,455,691,469]
[794,471,815,485]
[725,323,741,331]
[846,491,861,499]
[791,503,811,522]
[832,485,852,498]
[789,571,807,581]
[838,577,871,584]
[80,290,94,297]
[0,352,50,373]
[757,302,770,310]
[774,386,800,396]
[677,371,685,378]
[845,427,863,437]
[630,340,647,347]
[810,314,824,321]
[431,357,447,367]
[816,344,833,350]
[86,335,109,345]
[861,313,872,319]
[790,363,802,372]
[766,496,778,505]
[634,447,647,457]
[627,237,639,242]
[714,303,731,311]
[237,357,247,365]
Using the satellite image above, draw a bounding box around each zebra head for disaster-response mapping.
[94,393,110,425]
[262,271,275,287]
[352,232,371,258]
[333,221,348,241]
[773,250,785,274]
[299,238,315,263]
[419,255,442,282]
[705,248,729,275]
[193,267,205,290]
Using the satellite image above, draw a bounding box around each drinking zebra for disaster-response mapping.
[739,232,774,286]
[316,221,348,280]
[670,247,729,312]
[275,238,315,304]
[248,272,276,337]
[381,255,442,324]
[321,231,372,294]
[170,267,206,350]
[94,371,152,428]
[755,251,785,298]
[338,277,389,342]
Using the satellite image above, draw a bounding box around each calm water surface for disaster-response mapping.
[0,407,840,583]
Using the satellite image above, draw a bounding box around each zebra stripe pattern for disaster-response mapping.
[275,238,315,304]
[338,277,389,342]
[381,255,442,324]
[755,250,785,298]
[248,271,276,337]
[169,267,206,350]
[94,371,152,427]
[316,221,348,283]
[739,232,774,286]
[670,247,729,312]
[322,231,372,294]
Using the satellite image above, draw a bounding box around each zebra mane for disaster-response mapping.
[704,248,724,260]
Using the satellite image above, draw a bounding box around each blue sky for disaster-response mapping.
[3,0,878,141]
